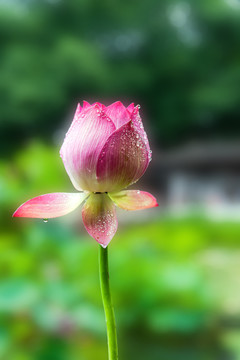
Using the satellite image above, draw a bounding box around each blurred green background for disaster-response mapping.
[1,0,240,359]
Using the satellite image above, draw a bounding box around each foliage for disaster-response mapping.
[0,142,240,359]
[1,0,240,153]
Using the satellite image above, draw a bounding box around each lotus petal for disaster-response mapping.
[105,101,130,128]
[109,190,158,210]
[96,119,150,192]
[127,103,135,113]
[13,192,88,218]
[131,106,151,159]
[83,101,105,111]
[60,104,115,192]
[82,193,117,247]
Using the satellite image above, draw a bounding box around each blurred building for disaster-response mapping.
[154,142,240,220]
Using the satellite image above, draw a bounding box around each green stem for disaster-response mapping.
[99,245,118,360]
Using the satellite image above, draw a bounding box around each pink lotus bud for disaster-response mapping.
[13,101,158,247]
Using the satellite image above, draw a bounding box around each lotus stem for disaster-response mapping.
[99,245,118,360]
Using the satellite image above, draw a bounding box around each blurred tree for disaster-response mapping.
[1,0,240,153]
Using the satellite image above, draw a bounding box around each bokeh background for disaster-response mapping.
[1,0,240,359]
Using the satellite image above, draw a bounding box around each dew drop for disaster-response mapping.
[43,218,48,223]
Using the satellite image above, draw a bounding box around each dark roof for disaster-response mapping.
[155,141,240,168]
